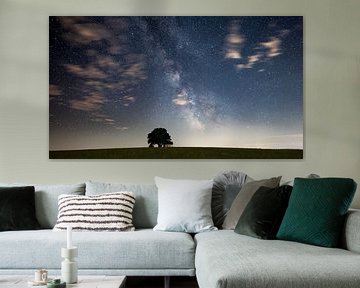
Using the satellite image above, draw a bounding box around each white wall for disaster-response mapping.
[0,0,359,207]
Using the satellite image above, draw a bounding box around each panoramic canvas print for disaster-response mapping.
[49,16,303,159]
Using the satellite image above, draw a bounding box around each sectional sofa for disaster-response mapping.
[0,180,360,288]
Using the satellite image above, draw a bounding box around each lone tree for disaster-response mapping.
[147,128,173,148]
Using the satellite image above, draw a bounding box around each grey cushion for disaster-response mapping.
[0,229,195,271]
[234,185,293,240]
[0,183,85,228]
[212,171,252,228]
[154,177,216,233]
[222,176,281,229]
[195,230,360,288]
[342,209,360,253]
[85,181,158,229]
[283,173,320,186]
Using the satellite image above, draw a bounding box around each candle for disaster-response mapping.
[67,225,72,249]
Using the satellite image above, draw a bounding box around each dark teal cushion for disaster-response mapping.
[277,178,357,247]
[235,185,292,239]
[0,186,41,231]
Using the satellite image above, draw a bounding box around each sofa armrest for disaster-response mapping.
[342,209,360,253]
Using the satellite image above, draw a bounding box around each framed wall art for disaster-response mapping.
[49,16,303,159]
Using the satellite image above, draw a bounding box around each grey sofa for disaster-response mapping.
[0,181,195,281]
[0,181,360,288]
[195,211,360,288]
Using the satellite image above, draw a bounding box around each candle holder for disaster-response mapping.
[61,247,78,284]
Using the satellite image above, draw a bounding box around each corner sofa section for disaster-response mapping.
[195,224,360,288]
[1,181,360,288]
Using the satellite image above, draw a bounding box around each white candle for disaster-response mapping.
[67,225,72,249]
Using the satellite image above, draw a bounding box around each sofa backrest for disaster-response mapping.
[0,182,86,228]
[86,181,158,229]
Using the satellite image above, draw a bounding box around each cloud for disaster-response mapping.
[89,113,130,131]
[235,34,284,71]
[73,23,109,42]
[89,112,117,127]
[248,53,262,64]
[226,33,245,45]
[96,55,119,69]
[63,56,146,115]
[64,64,107,79]
[51,16,151,134]
[104,17,130,55]
[279,29,290,37]
[122,95,136,106]
[69,93,106,112]
[58,16,86,29]
[124,63,147,80]
[225,49,242,59]
[172,89,193,106]
[59,17,111,45]
[90,112,108,119]
[84,80,107,91]
[115,126,129,131]
[236,52,263,70]
[85,112,129,133]
[104,118,115,124]
[260,37,282,58]
[236,63,251,70]
[232,24,290,72]
[224,20,245,59]
[173,98,190,106]
[49,84,62,97]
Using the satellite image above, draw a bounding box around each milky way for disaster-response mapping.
[49,16,303,150]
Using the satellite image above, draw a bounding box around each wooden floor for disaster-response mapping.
[126,276,199,288]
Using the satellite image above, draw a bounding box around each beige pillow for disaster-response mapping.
[53,192,136,232]
[222,176,281,230]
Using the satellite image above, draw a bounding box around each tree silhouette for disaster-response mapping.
[147,128,173,148]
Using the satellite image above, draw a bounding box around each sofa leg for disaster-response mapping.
[164,276,170,288]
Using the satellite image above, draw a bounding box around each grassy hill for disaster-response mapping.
[49,147,303,159]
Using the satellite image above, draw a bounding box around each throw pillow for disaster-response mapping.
[222,176,281,230]
[153,177,217,233]
[86,181,158,229]
[0,186,41,231]
[212,171,252,228]
[277,178,357,247]
[234,185,293,239]
[282,173,320,186]
[53,192,136,231]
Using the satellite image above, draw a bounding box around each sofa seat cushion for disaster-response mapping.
[0,229,195,270]
[195,230,360,288]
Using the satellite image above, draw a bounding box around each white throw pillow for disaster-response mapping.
[153,177,217,233]
[53,192,135,232]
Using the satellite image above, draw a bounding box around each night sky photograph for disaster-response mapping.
[49,16,303,159]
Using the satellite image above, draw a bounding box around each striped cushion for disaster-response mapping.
[53,192,136,232]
